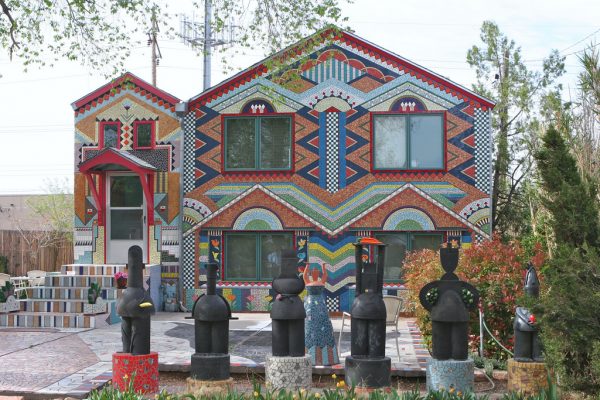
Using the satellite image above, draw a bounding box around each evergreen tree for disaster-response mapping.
[535,125,599,247]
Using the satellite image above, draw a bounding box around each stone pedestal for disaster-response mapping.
[345,356,391,389]
[191,353,230,381]
[426,358,474,392]
[265,355,312,390]
[507,359,548,395]
[112,352,159,394]
[186,377,233,397]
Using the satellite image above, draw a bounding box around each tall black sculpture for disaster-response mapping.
[116,245,155,355]
[513,263,543,362]
[271,249,306,356]
[419,246,479,360]
[419,245,479,391]
[345,238,390,389]
[266,248,311,390]
[190,262,232,380]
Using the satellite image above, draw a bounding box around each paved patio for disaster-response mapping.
[0,312,429,398]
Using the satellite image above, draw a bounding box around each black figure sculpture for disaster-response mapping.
[513,263,543,362]
[345,238,390,388]
[190,262,233,380]
[116,245,155,355]
[271,249,306,357]
[419,245,479,360]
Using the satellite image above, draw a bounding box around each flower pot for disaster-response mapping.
[83,298,107,315]
[0,296,20,313]
[116,278,127,289]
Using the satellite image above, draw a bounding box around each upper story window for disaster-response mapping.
[372,113,444,171]
[100,122,120,149]
[224,116,292,171]
[134,121,154,149]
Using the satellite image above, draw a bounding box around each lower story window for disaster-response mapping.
[375,232,443,282]
[224,232,293,281]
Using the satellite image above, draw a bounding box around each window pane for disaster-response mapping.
[260,234,293,280]
[110,210,143,239]
[260,117,291,169]
[103,124,119,148]
[136,123,152,148]
[376,233,408,281]
[110,176,143,207]
[374,115,407,169]
[226,118,256,169]
[409,115,443,169]
[225,234,257,280]
[411,234,443,251]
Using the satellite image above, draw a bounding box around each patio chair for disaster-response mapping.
[337,294,404,359]
[27,270,47,287]
[382,295,404,358]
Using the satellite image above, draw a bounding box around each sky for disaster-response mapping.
[0,0,598,194]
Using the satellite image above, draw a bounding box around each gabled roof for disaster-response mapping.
[188,28,495,110]
[71,72,181,114]
[79,147,157,173]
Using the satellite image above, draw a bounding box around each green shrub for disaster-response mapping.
[403,237,546,361]
[537,244,600,394]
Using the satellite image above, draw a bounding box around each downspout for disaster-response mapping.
[175,101,188,308]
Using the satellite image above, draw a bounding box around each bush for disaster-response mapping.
[403,236,546,361]
[537,244,600,394]
[0,255,7,274]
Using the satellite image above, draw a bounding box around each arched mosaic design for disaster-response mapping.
[382,208,435,231]
[460,198,491,236]
[390,96,426,112]
[232,208,284,230]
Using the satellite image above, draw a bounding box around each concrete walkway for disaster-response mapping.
[0,313,429,398]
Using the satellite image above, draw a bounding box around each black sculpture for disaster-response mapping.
[345,238,390,388]
[419,246,479,360]
[513,263,543,362]
[116,245,155,355]
[271,248,306,357]
[190,262,233,380]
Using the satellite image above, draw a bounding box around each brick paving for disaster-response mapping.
[0,313,429,398]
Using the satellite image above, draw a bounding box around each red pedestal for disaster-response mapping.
[112,352,159,394]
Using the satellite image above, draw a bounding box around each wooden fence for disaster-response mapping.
[0,230,73,277]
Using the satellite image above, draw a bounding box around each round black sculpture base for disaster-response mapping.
[190,353,230,381]
[344,356,391,388]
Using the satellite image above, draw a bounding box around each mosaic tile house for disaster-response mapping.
[179,30,495,312]
[72,74,182,275]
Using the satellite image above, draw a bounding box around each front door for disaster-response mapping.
[106,174,147,263]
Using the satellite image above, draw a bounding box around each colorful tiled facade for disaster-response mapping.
[72,30,494,312]
[72,74,182,289]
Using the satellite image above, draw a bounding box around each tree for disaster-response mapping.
[0,0,348,75]
[466,21,565,236]
[535,125,599,247]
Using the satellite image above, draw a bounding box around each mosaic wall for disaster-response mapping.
[72,74,182,289]
[181,31,494,310]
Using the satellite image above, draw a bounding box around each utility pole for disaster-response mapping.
[148,8,162,86]
[203,0,212,90]
[180,1,238,90]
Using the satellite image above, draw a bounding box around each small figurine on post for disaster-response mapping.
[187,262,234,396]
[419,243,479,392]
[508,263,547,394]
[303,263,339,366]
[113,245,158,394]
[345,237,391,390]
[266,249,311,390]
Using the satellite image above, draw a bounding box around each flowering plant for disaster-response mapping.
[114,272,128,280]
[114,272,128,289]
